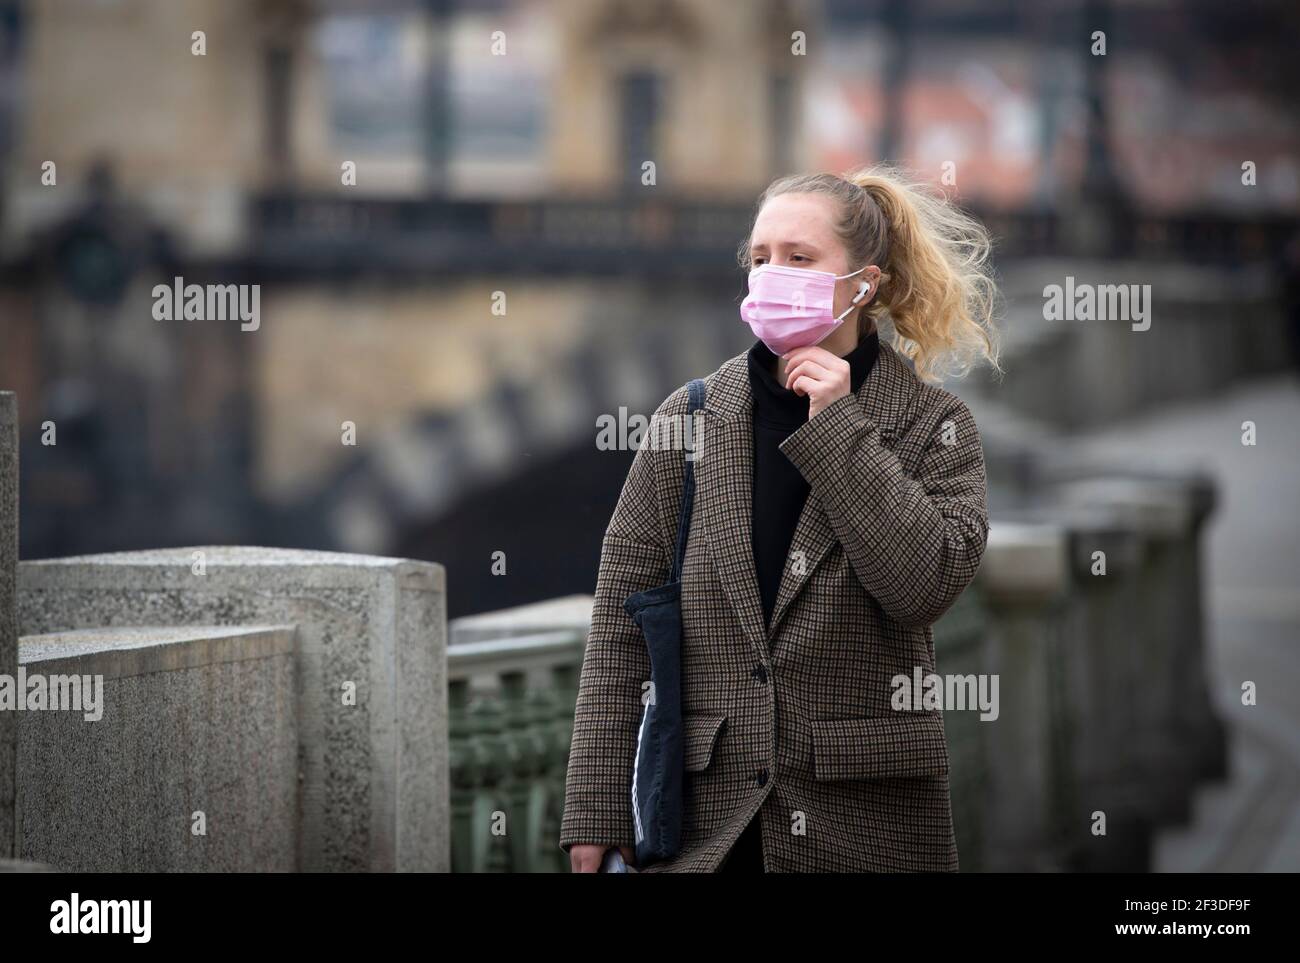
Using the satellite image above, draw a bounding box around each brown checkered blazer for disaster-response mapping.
[559,341,989,872]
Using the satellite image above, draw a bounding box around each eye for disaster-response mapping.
[751,256,767,267]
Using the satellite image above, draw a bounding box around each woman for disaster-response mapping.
[560,166,1000,873]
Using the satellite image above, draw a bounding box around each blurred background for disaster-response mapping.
[0,0,1297,872]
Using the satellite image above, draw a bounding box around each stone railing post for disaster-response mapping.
[1055,474,1224,824]
[18,548,447,872]
[17,624,298,871]
[1051,502,1150,870]
[933,588,992,870]
[1150,473,1224,783]
[975,521,1069,871]
[1,392,15,860]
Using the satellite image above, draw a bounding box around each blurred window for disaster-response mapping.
[315,13,427,159]
[620,70,661,190]
[264,44,293,176]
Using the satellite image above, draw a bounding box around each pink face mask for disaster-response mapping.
[740,262,871,356]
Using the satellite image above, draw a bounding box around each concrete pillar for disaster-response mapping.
[1053,502,1152,870]
[17,624,298,871]
[18,547,447,872]
[1057,474,1224,822]
[1149,473,1224,782]
[932,588,993,870]
[975,521,1069,871]
[0,392,16,860]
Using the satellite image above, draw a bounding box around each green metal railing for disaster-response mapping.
[448,631,583,873]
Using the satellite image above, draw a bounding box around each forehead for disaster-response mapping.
[750,192,842,247]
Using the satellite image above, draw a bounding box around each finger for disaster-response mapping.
[790,375,817,397]
[784,359,832,390]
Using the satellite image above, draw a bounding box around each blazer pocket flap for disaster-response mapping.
[811,712,949,781]
[683,713,727,773]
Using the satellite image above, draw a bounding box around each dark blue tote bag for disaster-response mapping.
[624,377,706,869]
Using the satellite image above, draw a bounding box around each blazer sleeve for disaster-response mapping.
[558,420,673,854]
[778,389,989,628]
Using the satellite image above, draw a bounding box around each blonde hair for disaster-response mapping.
[737,165,1001,382]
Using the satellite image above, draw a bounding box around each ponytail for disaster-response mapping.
[739,165,1001,382]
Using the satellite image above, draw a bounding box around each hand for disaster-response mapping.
[783,346,851,420]
[569,843,636,873]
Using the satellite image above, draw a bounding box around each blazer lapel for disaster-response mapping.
[697,359,769,663]
[765,493,836,645]
[764,342,920,642]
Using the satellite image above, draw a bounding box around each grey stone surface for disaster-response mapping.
[977,521,1069,602]
[1,391,16,859]
[16,624,296,872]
[1055,505,1151,870]
[975,522,1069,871]
[17,546,448,871]
[450,593,592,645]
[0,858,54,872]
[449,630,585,678]
[1056,474,1224,821]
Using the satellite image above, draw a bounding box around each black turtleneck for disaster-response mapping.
[746,332,879,629]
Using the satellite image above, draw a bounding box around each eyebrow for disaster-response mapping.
[750,239,823,253]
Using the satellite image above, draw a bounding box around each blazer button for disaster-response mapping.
[757,768,769,786]
[751,666,768,684]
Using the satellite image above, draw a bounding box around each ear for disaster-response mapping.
[862,265,883,304]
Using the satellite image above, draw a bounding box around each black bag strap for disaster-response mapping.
[670,378,707,583]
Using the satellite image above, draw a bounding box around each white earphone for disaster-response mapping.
[832,279,873,323]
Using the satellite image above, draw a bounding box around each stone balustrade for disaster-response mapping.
[947,471,1226,871]
[0,383,1226,873]
[16,547,448,872]
[1,392,15,865]
[17,624,297,871]
[974,521,1071,871]
[1051,501,1152,870]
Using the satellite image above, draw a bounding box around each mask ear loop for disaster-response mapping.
[833,280,871,322]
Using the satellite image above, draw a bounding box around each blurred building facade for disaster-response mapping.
[0,0,1297,615]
